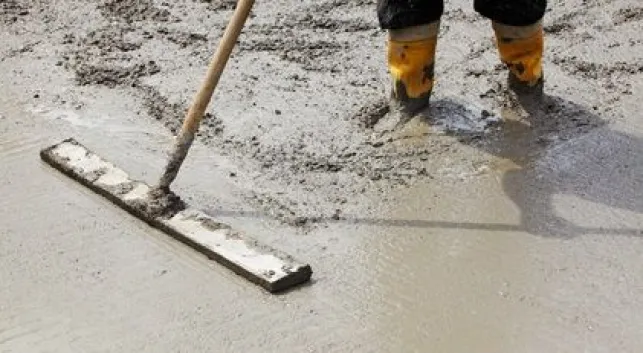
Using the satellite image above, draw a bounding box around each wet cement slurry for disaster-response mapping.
[2,0,643,351]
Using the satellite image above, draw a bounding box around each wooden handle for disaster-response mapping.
[182,0,255,133]
[157,0,255,190]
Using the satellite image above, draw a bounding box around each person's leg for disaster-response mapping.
[378,0,444,116]
[474,0,547,89]
[387,22,440,113]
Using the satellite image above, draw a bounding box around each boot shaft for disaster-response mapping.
[387,22,439,113]
[493,21,544,86]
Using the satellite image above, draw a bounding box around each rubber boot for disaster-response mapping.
[493,20,544,94]
[387,22,439,118]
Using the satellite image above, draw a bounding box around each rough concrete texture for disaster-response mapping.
[1,0,643,351]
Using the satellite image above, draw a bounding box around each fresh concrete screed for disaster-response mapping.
[2,0,643,351]
[40,138,312,293]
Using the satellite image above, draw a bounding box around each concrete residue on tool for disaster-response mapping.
[157,131,195,191]
[164,210,303,279]
[134,186,187,219]
[40,139,312,293]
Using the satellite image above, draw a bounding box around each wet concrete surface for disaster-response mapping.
[2,0,643,351]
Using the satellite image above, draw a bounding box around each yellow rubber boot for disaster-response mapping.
[388,22,439,115]
[493,21,544,87]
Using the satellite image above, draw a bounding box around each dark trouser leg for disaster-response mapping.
[377,0,444,29]
[474,0,547,27]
